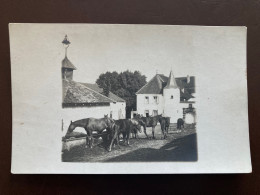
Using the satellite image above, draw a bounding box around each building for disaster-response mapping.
[133,70,196,123]
[61,35,126,132]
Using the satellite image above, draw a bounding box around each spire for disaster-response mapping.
[61,34,76,70]
[165,70,178,89]
[61,35,76,81]
[62,35,71,57]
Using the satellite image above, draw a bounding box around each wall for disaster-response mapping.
[163,88,182,122]
[136,94,164,116]
[109,102,126,120]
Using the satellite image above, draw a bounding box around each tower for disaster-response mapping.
[61,35,77,80]
[163,70,182,123]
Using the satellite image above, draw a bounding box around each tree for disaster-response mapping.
[96,70,147,118]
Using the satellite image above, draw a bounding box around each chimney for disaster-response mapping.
[187,75,190,83]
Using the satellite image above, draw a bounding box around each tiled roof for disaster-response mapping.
[62,56,77,70]
[62,79,114,104]
[136,74,195,100]
[81,83,126,102]
[135,75,164,94]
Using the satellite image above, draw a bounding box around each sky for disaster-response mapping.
[56,24,197,83]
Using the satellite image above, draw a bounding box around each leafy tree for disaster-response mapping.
[96,70,147,118]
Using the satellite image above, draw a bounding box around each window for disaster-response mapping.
[145,96,149,104]
[171,95,174,99]
[189,104,192,108]
[145,110,149,117]
[153,96,159,104]
[153,110,158,116]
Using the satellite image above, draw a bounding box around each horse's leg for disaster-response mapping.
[85,128,90,148]
[86,129,93,149]
[126,131,130,145]
[108,130,117,152]
[116,134,120,149]
[122,132,126,145]
[160,125,164,139]
[143,126,149,139]
[152,126,155,139]
[85,135,89,148]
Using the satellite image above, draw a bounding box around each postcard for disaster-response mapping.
[9,24,251,173]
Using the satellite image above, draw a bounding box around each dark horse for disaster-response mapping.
[130,118,146,139]
[177,118,184,130]
[107,118,143,152]
[159,117,170,139]
[66,115,115,149]
[136,114,162,139]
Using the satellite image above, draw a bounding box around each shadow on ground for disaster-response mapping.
[106,133,197,162]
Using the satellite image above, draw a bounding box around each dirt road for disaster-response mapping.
[62,124,197,162]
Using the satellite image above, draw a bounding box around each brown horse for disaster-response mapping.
[177,118,184,130]
[66,115,115,148]
[136,114,162,139]
[159,117,170,139]
[107,118,143,152]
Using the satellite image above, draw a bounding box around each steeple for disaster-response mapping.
[62,35,70,57]
[61,35,76,80]
[165,70,178,89]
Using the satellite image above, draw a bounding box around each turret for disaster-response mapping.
[163,70,181,123]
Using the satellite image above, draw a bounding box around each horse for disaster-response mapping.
[159,117,170,139]
[107,118,143,152]
[130,118,145,139]
[136,114,162,139]
[177,118,184,130]
[66,115,115,149]
[107,123,120,152]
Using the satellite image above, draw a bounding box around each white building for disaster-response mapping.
[134,71,196,124]
[61,37,126,132]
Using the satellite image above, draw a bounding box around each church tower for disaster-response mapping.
[163,70,182,123]
[61,35,77,80]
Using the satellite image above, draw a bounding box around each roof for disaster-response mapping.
[135,75,164,94]
[136,73,195,100]
[165,71,178,89]
[62,79,114,104]
[62,56,77,70]
[81,83,126,102]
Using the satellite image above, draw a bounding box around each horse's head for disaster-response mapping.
[132,124,141,133]
[65,121,76,137]
[130,118,143,133]
[157,114,163,120]
[104,115,115,129]
[135,114,141,119]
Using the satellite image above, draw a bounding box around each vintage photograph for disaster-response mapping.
[10,24,250,173]
[61,34,197,162]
